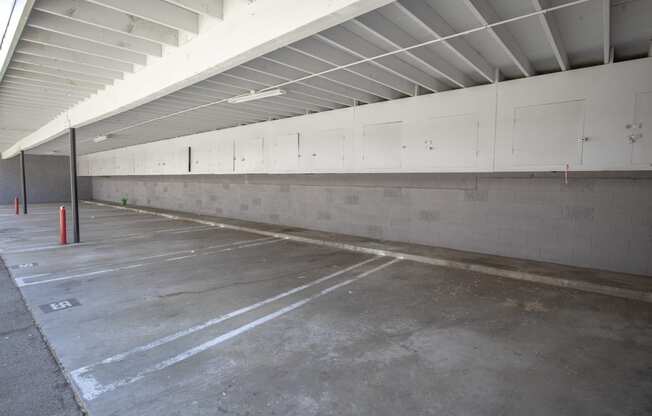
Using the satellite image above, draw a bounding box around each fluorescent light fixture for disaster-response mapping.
[227,89,286,104]
[93,135,109,143]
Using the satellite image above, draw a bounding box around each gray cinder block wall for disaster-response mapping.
[0,155,92,204]
[92,173,652,276]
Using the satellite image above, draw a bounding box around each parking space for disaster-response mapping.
[1,203,651,416]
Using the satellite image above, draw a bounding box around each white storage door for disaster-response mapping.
[270,133,299,172]
[235,136,264,172]
[361,121,402,169]
[192,137,234,174]
[511,99,585,167]
[114,148,134,175]
[632,91,652,165]
[402,113,479,169]
[299,129,347,171]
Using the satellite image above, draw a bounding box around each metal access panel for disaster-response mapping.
[270,133,299,172]
[114,148,134,175]
[632,91,652,165]
[192,136,234,173]
[511,99,586,167]
[361,121,402,169]
[299,128,347,171]
[401,113,479,169]
[235,136,264,172]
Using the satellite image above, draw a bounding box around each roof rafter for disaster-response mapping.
[531,0,568,71]
[34,0,179,46]
[27,10,163,56]
[396,0,495,82]
[354,12,473,88]
[317,26,447,93]
[85,0,199,33]
[463,0,534,77]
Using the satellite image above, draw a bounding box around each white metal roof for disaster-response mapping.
[1,0,651,157]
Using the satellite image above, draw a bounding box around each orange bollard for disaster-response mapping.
[59,206,67,245]
[15,197,19,215]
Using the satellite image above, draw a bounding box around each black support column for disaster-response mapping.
[69,127,80,243]
[19,150,27,214]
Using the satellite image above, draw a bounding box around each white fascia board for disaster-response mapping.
[2,0,394,159]
[0,0,35,83]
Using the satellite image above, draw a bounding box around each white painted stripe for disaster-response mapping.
[167,226,216,234]
[71,257,397,400]
[15,272,51,280]
[0,226,207,254]
[95,256,378,365]
[2,242,93,254]
[15,238,283,287]
[13,237,273,282]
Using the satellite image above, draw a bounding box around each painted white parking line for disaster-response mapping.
[71,257,397,400]
[1,242,93,254]
[16,237,275,282]
[0,224,226,254]
[16,238,283,287]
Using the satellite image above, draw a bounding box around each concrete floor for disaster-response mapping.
[0,259,83,416]
[1,203,651,416]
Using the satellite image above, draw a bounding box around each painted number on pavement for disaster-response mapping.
[39,299,81,314]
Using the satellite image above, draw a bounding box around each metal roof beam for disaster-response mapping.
[5,68,106,90]
[463,0,534,77]
[10,61,114,85]
[0,82,89,98]
[85,0,199,33]
[28,10,163,56]
[318,26,447,92]
[3,77,96,94]
[12,52,123,80]
[264,47,402,100]
[354,13,473,88]
[531,0,568,71]
[21,27,147,65]
[34,0,179,46]
[16,41,134,72]
[164,0,223,19]
[289,36,416,96]
[397,0,495,82]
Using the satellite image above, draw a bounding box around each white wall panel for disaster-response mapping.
[234,136,264,173]
[510,100,585,167]
[114,147,135,175]
[269,133,299,173]
[299,128,348,171]
[401,113,480,169]
[187,132,234,174]
[360,121,403,170]
[78,58,652,176]
[495,58,652,171]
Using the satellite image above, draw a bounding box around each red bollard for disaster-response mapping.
[59,206,67,245]
[15,197,19,215]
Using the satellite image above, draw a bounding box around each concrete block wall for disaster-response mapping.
[0,155,92,204]
[92,173,652,276]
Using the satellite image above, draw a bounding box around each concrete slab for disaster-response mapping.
[0,259,83,416]
[1,203,651,415]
